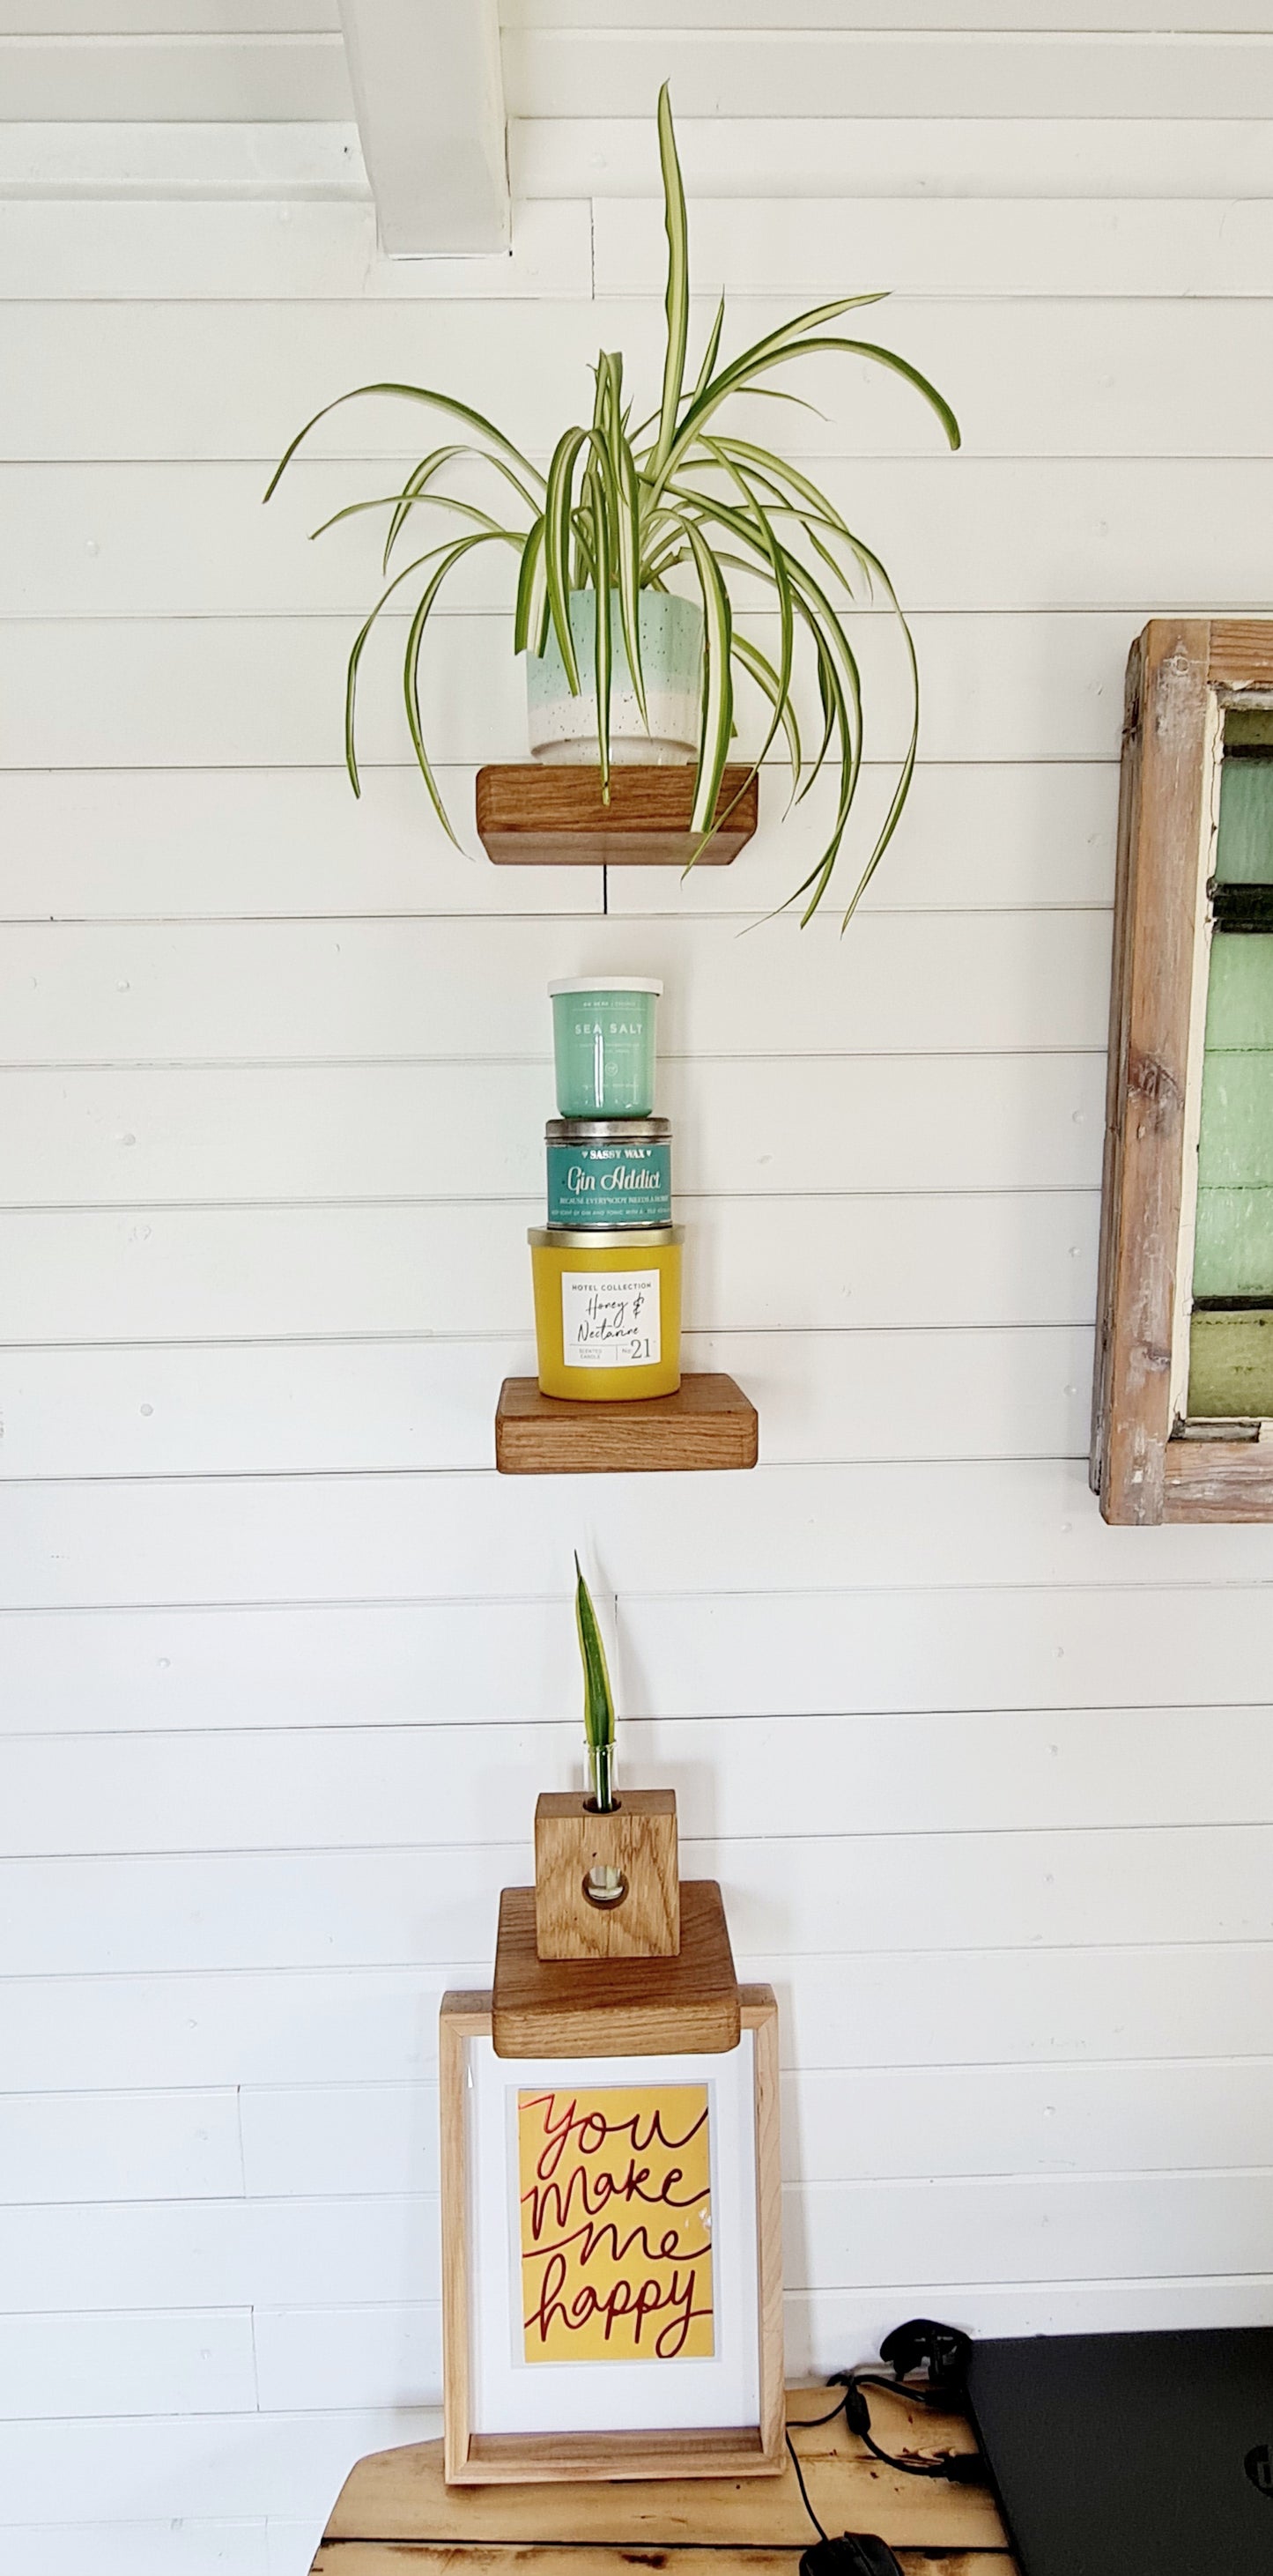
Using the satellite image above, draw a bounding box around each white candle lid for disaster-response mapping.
[548,977,662,996]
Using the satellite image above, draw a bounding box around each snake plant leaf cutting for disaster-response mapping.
[574,1553,617,1815]
[264,86,960,925]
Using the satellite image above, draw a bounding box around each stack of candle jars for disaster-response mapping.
[529,978,683,1400]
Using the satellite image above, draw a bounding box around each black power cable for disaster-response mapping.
[785,2323,987,2576]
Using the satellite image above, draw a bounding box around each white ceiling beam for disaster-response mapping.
[335,0,508,256]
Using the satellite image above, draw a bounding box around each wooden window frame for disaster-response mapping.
[1092,618,1273,1522]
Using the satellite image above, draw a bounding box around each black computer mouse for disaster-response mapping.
[800,2537,904,2576]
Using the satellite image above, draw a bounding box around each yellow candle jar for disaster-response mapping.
[529,1225,684,1400]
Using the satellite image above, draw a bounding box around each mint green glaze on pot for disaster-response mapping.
[527,593,703,765]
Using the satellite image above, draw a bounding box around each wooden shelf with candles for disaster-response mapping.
[494,1372,759,1474]
[475,765,759,867]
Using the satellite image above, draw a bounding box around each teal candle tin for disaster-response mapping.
[546,1119,672,1228]
[549,978,662,1117]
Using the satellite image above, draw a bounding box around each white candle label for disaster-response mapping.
[561,1269,661,1369]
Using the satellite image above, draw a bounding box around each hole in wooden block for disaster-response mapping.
[582,1869,629,1910]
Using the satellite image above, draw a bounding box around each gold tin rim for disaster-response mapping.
[528,1225,684,1249]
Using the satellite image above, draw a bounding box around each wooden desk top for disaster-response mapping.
[311,2383,1013,2573]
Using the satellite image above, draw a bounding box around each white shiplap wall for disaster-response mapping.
[4,2,1273,2569]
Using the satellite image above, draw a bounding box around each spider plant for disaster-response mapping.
[574,1553,616,1817]
[264,85,959,925]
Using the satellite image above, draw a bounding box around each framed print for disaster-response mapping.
[440,1985,782,2483]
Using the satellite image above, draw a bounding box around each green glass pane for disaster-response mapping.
[1194,1190,1273,1299]
[1195,1051,1273,1186]
[1189,1309,1273,1417]
[1224,710,1273,751]
[1202,934,1273,1047]
[1217,753,1273,885]
[1189,786,1273,1396]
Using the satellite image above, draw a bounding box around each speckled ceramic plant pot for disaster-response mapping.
[525,591,703,766]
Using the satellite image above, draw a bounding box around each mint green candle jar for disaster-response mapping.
[549,978,662,1118]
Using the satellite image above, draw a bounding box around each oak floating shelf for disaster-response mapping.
[494,1371,759,1474]
[491,1880,742,2059]
[475,764,759,866]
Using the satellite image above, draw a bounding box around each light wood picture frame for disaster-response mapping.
[1093,617,1273,1521]
[439,1984,784,2485]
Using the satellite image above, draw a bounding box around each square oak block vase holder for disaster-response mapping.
[440,1785,783,2487]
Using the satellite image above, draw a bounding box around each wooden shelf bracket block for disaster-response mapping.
[495,1373,759,1475]
[476,764,759,867]
[492,1881,741,2059]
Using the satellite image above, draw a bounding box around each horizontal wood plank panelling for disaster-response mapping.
[0,2408,437,2525]
[621,1581,1273,1718]
[0,198,589,300]
[0,1,340,28]
[267,2270,1273,2404]
[0,1947,1262,2091]
[509,3,1273,31]
[0,1599,586,1729]
[0,115,366,196]
[0,766,603,920]
[1,0,340,28]
[788,2276,1273,2374]
[796,2169,1273,2291]
[17,0,1273,33]
[7,1460,1273,1607]
[14,1704,1273,1854]
[0,1195,1100,1342]
[0,612,1131,770]
[11,460,1273,619]
[9,1826,1273,1976]
[511,112,1273,198]
[0,2192,444,2313]
[14,108,1273,210]
[0,763,1118,918]
[9,2165,1273,2321]
[0,1057,1106,1202]
[0,1326,1094,1475]
[0,911,1114,1061]
[0,1965,479,2091]
[0,2308,256,2419]
[9,300,1273,461]
[254,2302,439,2414]
[596,196,1273,300]
[5,1943,1273,2091]
[7,1580,1273,1730]
[11,194,1273,299]
[240,2054,1273,2195]
[503,28,1273,119]
[0,2084,241,2198]
[10,109,1273,204]
[0,32,352,119]
[0,2525,274,2576]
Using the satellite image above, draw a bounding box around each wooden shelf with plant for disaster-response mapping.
[265,87,959,923]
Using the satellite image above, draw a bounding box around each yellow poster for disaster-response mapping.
[517,2084,714,2364]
